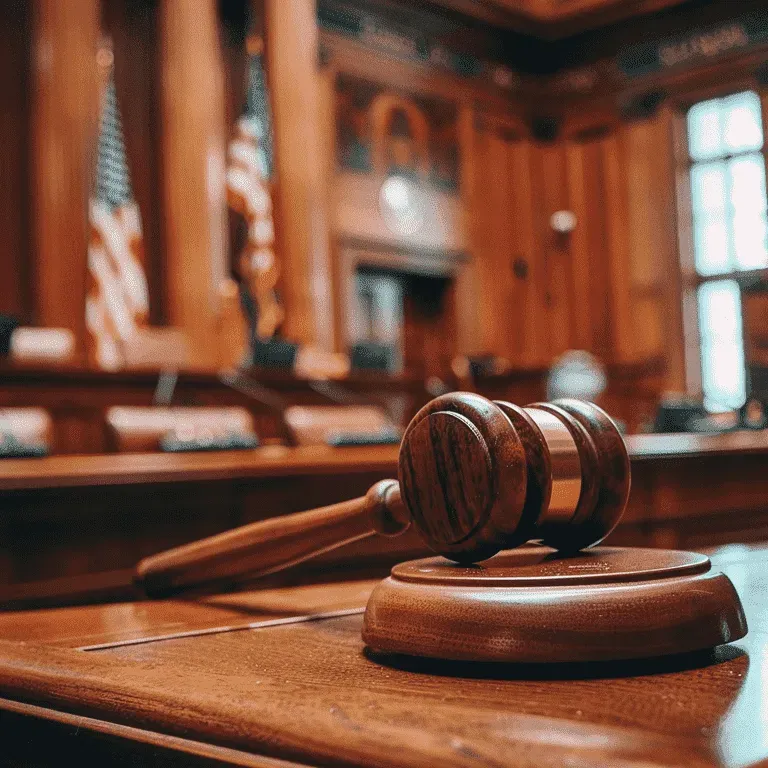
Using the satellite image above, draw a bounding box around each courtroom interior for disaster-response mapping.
[1,0,768,765]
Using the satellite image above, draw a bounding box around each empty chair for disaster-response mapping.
[106,406,258,453]
[0,409,52,457]
[6,327,75,366]
[283,405,399,447]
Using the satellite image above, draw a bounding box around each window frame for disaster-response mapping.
[672,78,768,408]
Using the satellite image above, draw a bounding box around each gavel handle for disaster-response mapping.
[136,479,409,596]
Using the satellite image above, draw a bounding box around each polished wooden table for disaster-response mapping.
[0,544,766,767]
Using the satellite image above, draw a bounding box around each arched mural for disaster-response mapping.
[335,74,459,192]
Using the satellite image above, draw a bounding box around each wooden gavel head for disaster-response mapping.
[394,392,630,563]
[136,392,630,595]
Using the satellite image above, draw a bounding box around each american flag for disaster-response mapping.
[226,50,283,340]
[86,72,150,370]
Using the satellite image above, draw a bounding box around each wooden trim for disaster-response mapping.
[320,30,526,114]
[0,446,401,492]
[619,47,768,106]
[0,697,306,768]
[420,0,690,38]
[654,104,687,391]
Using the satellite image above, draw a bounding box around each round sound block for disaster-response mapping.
[362,546,747,663]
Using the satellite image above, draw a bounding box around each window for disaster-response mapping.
[684,90,768,410]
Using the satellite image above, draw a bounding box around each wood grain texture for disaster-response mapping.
[399,393,527,562]
[267,0,334,349]
[0,697,307,768]
[0,580,377,648]
[0,546,764,766]
[136,480,407,595]
[30,0,99,363]
[363,546,745,662]
[159,0,228,368]
[0,0,33,322]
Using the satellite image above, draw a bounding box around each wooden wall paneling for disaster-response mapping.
[30,0,100,364]
[105,0,166,325]
[470,113,547,367]
[623,117,666,363]
[536,142,572,359]
[159,0,228,370]
[0,0,32,322]
[266,0,334,350]
[453,103,481,356]
[619,109,681,378]
[492,127,517,358]
[564,131,613,360]
[564,137,594,351]
[603,130,636,364]
[476,119,512,356]
[509,136,550,367]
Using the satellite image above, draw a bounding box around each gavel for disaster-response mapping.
[136,393,630,596]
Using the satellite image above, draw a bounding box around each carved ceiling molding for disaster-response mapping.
[427,0,693,37]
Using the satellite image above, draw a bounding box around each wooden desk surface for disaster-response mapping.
[0,546,766,767]
[625,430,768,460]
[0,444,401,491]
[1,428,767,492]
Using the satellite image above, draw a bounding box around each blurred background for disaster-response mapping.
[2,0,768,606]
[4,0,768,431]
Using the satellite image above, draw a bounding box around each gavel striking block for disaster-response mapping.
[136,392,747,663]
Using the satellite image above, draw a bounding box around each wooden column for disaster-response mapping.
[159,0,228,369]
[266,0,334,348]
[0,0,32,322]
[30,0,100,363]
[106,0,166,325]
